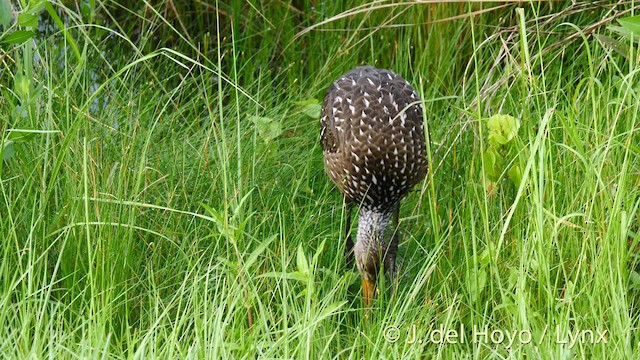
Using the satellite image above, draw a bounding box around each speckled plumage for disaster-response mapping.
[321,66,427,209]
[320,66,427,303]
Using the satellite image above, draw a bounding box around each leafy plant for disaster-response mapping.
[295,98,322,119]
[482,114,522,193]
[1,129,36,161]
[596,14,640,58]
[1,0,86,127]
[249,115,283,144]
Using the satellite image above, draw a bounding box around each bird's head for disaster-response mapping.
[353,207,392,305]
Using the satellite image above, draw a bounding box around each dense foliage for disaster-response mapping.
[1,1,639,358]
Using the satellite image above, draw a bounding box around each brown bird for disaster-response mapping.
[320,66,428,306]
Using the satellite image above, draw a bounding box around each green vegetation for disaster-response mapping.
[1,1,639,358]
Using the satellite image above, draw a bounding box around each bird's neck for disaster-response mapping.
[357,208,392,242]
[354,208,392,275]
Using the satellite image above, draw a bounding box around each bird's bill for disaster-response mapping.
[362,278,376,307]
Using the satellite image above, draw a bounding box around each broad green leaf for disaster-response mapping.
[477,270,487,293]
[469,269,487,301]
[594,34,628,57]
[487,114,520,146]
[507,268,519,291]
[608,25,635,40]
[507,164,523,187]
[29,83,44,103]
[301,104,321,118]
[0,0,13,28]
[482,148,501,181]
[25,0,46,15]
[630,271,640,290]
[2,30,35,44]
[2,142,15,161]
[287,271,308,283]
[479,244,493,268]
[296,244,309,275]
[482,149,495,176]
[618,15,640,37]
[216,256,238,271]
[80,0,93,20]
[200,202,222,223]
[17,12,38,27]
[1,129,37,161]
[14,73,30,99]
[243,235,276,270]
[200,202,233,238]
[295,99,321,118]
[249,115,283,144]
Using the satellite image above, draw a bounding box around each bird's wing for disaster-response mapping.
[320,85,339,154]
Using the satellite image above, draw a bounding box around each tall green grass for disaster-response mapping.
[1,0,639,358]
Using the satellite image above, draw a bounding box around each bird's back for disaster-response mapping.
[320,66,428,211]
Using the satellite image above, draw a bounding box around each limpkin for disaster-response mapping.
[320,66,428,306]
